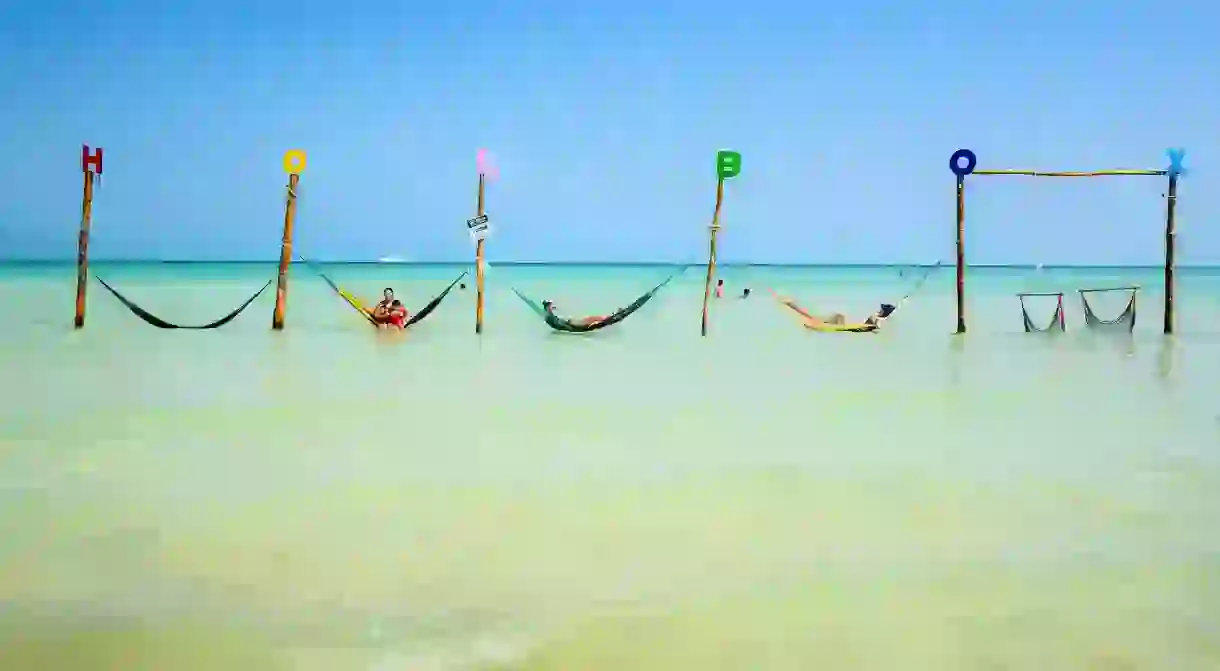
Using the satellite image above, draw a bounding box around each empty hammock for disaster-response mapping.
[1018,292,1066,333]
[1079,286,1137,333]
[94,276,272,329]
[318,270,468,328]
[513,272,679,333]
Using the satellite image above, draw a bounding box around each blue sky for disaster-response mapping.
[0,0,1216,264]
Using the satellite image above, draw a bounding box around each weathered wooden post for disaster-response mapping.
[75,144,103,329]
[948,149,976,334]
[273,149,306,330]
[700,149,741,336]
[474,173,487,334]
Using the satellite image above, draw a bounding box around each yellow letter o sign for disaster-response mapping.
[283,150,307,174]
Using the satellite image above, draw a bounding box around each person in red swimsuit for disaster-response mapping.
[383,299,409,328]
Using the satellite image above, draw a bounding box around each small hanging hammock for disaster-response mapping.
[1079,286,1137,332]
[1017,292,1066,333]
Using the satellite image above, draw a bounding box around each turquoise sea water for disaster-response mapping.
[1,261,1218,670]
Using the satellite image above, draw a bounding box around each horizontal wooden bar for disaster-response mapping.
[1016,292,1063,297]
[973,169,1168,177]
[1078,286,1140,293]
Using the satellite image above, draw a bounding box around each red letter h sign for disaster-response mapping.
[81,145,104,175]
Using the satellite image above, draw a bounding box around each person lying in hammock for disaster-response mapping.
[780,300,897,328]
[542,300,609,328]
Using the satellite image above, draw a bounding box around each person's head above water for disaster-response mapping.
[383,288,394,301]
[391,299,403,307]
[460,283,466,290]
[742,288,751,298]
[878,303,896,318]
[717,279,724,286]
[542,300,554,311]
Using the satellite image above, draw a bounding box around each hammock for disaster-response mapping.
[512,272,680,334]
[314,267,468,328]
[1079,286,1137,332]
[1017,292,1066,333]
[767,262,940,334]
[94,276,272,329]
[769,292,880,332]
[403,272,467,327]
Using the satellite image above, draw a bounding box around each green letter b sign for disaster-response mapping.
[716,150,742,179]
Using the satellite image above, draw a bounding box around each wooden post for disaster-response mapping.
[955,175,966,334]
[272,171,301,330]
[74,171,95,329]
[1163,172,1178,335]
[75,145,103,329]
[700,177,725,337]
[475,173,486,334]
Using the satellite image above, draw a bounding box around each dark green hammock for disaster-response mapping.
[402,272,467,327]
[512,272,680,333]
[94,276,272,329]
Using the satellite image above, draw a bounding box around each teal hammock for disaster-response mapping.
[512,271,682,333]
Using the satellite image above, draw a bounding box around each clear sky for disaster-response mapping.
[0,0,1216,264]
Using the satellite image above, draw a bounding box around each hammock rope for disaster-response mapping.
[1079,286,1137,332]
[94,276,272,330]
[1017,292,1066,333]
[513,270,682,333]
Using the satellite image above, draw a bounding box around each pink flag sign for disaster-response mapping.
[476,149,499,181]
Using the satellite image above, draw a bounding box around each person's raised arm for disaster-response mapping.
[783,299,816,321]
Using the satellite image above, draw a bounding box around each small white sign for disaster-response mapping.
[469,223,491,242]
[467,213,491,242]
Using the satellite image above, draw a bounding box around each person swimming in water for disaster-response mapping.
[741,288,751,299]
[542,300,608,328]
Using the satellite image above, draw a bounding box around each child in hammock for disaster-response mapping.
[381,299,410,328]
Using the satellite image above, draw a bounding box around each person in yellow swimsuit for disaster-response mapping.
[780,300,896,328]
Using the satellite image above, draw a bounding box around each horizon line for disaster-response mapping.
[0,259,1215,270]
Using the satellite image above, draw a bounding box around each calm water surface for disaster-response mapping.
[0,262,1218,670]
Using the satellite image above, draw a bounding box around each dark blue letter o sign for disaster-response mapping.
[949,149,976,177]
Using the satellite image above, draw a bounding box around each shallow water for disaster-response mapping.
[1,262,1218,670]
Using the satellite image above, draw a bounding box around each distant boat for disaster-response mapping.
[376,256,405,263]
